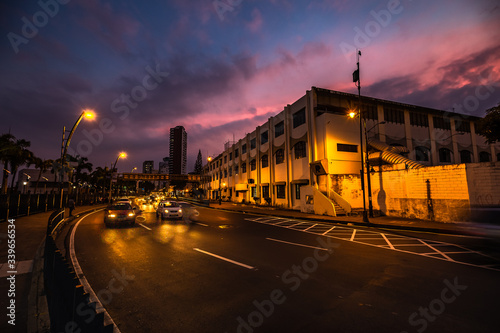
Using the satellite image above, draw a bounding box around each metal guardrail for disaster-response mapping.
[44,209,113,333]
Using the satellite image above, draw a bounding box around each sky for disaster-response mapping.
[1,0,500,175]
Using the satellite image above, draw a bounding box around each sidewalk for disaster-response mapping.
[207,201,500,240]
[0,204,105,333]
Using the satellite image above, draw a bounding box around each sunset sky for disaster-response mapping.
[1,0,499,174]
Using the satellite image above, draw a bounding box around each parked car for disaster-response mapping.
[156,200,183,220]
[104,202,137,227]
[177,201,200,222]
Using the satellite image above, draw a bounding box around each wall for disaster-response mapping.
[329,163,500,222]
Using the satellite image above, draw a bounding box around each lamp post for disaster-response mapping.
[59,109,94,208]
[109,152,126,202]
[364,120,386,217]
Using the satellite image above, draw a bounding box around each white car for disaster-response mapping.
[156,201,183,219]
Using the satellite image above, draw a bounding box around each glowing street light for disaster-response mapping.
[109,152,127,202]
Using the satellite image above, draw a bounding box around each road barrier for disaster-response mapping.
[44,210,113,332]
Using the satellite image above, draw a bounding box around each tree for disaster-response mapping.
[32,156,53,194]
[0,133,16,194]
[6,138,33,191]
[193,150,203,174]
[476,103,500,144]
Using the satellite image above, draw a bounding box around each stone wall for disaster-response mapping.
[330,162,500,222]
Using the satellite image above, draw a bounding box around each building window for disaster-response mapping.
[235,149,239,158]
[262,185,269,199]
[410,112,429,127]
[234,165,239,174]
[460,150,472,163]
[224,156,227,164]
[337,143,358,153]
[276,185,286,199]
[229,152,232,161]
[275,121,284,138]
[295,184,303,200]
[275,149,284,164]
[229,188,232,198]
[479,151,491,162]
[384,107,405,124]
[224,169,227,178]
[250,159,256,171]
[242,144,247,154]
[251,186,257,198]
[362,104,378,120]
[229,167,232,176]
[439,148,452,163]
[415,146,430,162]
[293,108,306,128]
[250,138,256,150]
[261,155,268,168]
[261,131,269,144]
[433,116,451,130]
[294,141,306,159]
[241,163,247,173]
[455,120,470,133]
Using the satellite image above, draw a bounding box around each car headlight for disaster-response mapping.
[178,209,182,213]
[164,209,169,213]
[128,212,135,217]
[108,214,116,218]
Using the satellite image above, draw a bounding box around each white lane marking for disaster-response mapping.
[197,223,209,227]
[138,223,152,231]
[418,239,454,261]
[381,234,395,250]
[322,226,336,235]
[69,212,122,333]
[350,229,357,241]
[193,248,256,270]
[303,224,318,231]
[266,238,330,251]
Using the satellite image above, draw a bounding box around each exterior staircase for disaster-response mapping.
[332,202,347,216]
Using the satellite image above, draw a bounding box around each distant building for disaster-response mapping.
[143,160,154,174]
[159,157,170,174]
[169,126,187,175]
[203,86,500,222]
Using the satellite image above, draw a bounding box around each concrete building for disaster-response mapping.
[203,87,500,222]
[143,160,154,174]
[169,126,187,175]
[159,157,170,174]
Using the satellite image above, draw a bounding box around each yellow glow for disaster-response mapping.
[119,152,127,159]
[207,156,212,162]
[83,109,95,119]
[109,214,116,218]
[348,111,357,118]
[222,182,226,187]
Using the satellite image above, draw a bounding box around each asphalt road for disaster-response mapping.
[71,203,500,333]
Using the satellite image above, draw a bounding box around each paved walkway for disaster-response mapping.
[207,201,500,240]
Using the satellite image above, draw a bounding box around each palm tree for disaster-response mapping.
[73,155,93,185]
[0,133,16,194]
[32,157,54,194]
[8,139,33,192]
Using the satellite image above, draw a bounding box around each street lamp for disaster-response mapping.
[109,152,126,202]
[364,120,386,217]
[59,109,95,207]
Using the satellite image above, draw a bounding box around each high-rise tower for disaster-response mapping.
[169,126,187,174]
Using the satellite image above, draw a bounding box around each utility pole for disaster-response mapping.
[353,50,369,223]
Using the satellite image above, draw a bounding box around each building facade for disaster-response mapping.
[202,87,500,221]
[169,126,187,175]
[142,160,154,174]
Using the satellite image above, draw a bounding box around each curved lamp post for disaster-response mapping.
[59,109,95,207]
[109,152,126,202]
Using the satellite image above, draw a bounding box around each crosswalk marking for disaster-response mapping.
[245,216,500,271]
